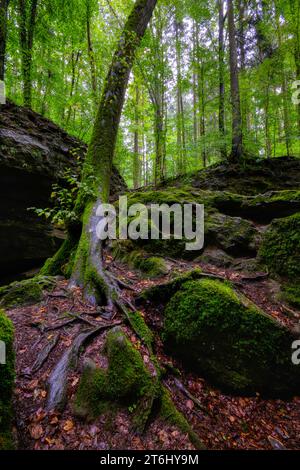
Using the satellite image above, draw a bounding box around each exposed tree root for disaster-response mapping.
[46,321,121,411]
[31,334,60,374]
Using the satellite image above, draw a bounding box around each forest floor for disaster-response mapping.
[6,252,300,451]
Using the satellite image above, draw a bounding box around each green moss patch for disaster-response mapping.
[258,213,300,279]
[0,309,15,449]
[0,276,57,309]
[137,268,203,305]
[159,388,205,450]
[112,241,169,278]
[163,279,300,396]
[74,327,159,431]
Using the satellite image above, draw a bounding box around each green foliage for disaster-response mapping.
[0,310,15,449]
[258,213,300,279]
[29,166,96,228]
[5,0,300,190]
[163,279,300,396]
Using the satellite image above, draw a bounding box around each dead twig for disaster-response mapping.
[172,378,208,415]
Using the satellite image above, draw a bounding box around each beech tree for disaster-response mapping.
[0,0,9,81]
[228,0,243,160]
[18,0,39,107]
[67,0,158,305]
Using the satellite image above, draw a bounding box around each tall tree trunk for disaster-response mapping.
[0,0,9,81]
[175,18,186,174]
[18,0,38,108]
[86,0,97,102]
[69,0,157,305]
[133,83,140,189]
[218,0,226,159]
[228,0,243,161]
[192,21,198,150]
[275,6,291,156]
[66,50,81,127]
[150,10,166,186]
[289,0,300,135]
[199,59,206,167]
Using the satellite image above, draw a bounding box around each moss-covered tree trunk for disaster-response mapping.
[70,0,157,305]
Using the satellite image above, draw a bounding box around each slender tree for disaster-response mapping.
[0,0,9,81]
[218,0,226,159]
[228,0,243,160]
[18,0,39,107]
[86,0,98,101]
[133,82,141,189]
[68,0,158,305]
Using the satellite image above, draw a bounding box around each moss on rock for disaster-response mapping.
[112,241,169,278]
[0,276,56,309]
[281,284,300,309]
[258,213,300,279]
[137,268,203,305]
[0,309,15,449]
[206,212,260,256]
[74,327,159,431]
[163,279,300,396]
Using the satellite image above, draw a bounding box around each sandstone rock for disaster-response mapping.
[0,101,126,282]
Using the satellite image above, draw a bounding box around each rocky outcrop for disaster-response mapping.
[0,101,126,283]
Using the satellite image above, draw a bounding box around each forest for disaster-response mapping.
[0,0,300,458]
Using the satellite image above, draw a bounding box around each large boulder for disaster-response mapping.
[258,212,300,279]
[0,101,126,283]
[162,279,300,396]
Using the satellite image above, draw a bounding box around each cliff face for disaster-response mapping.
[0,101,126,283]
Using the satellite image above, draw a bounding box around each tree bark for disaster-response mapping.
[218,0,226,159]
[133,83,141,189]
[70,0,157,305]
[18,0,38,108]
[175,18,187,174]
[86,0,97,101]
[228,0,243,161]
[0,0,9,81]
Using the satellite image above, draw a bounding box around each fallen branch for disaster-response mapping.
[280,303,300,319]
[172,378,208,415]
[239,272,269,282]
[46,321,122,411]
[107,272,136,291]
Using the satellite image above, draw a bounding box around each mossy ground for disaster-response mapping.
[0,276,56,308]
[0,309,14,449]
[163,279,300,396]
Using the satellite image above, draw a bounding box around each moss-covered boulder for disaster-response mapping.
[0,309,15,449]
[281,284,300,309]
[258,213,300,279]
[206,212,260,256]
[0,276,56,309]
[163,279,300,396]
[112,240,169,278]
[74,327,159,431]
